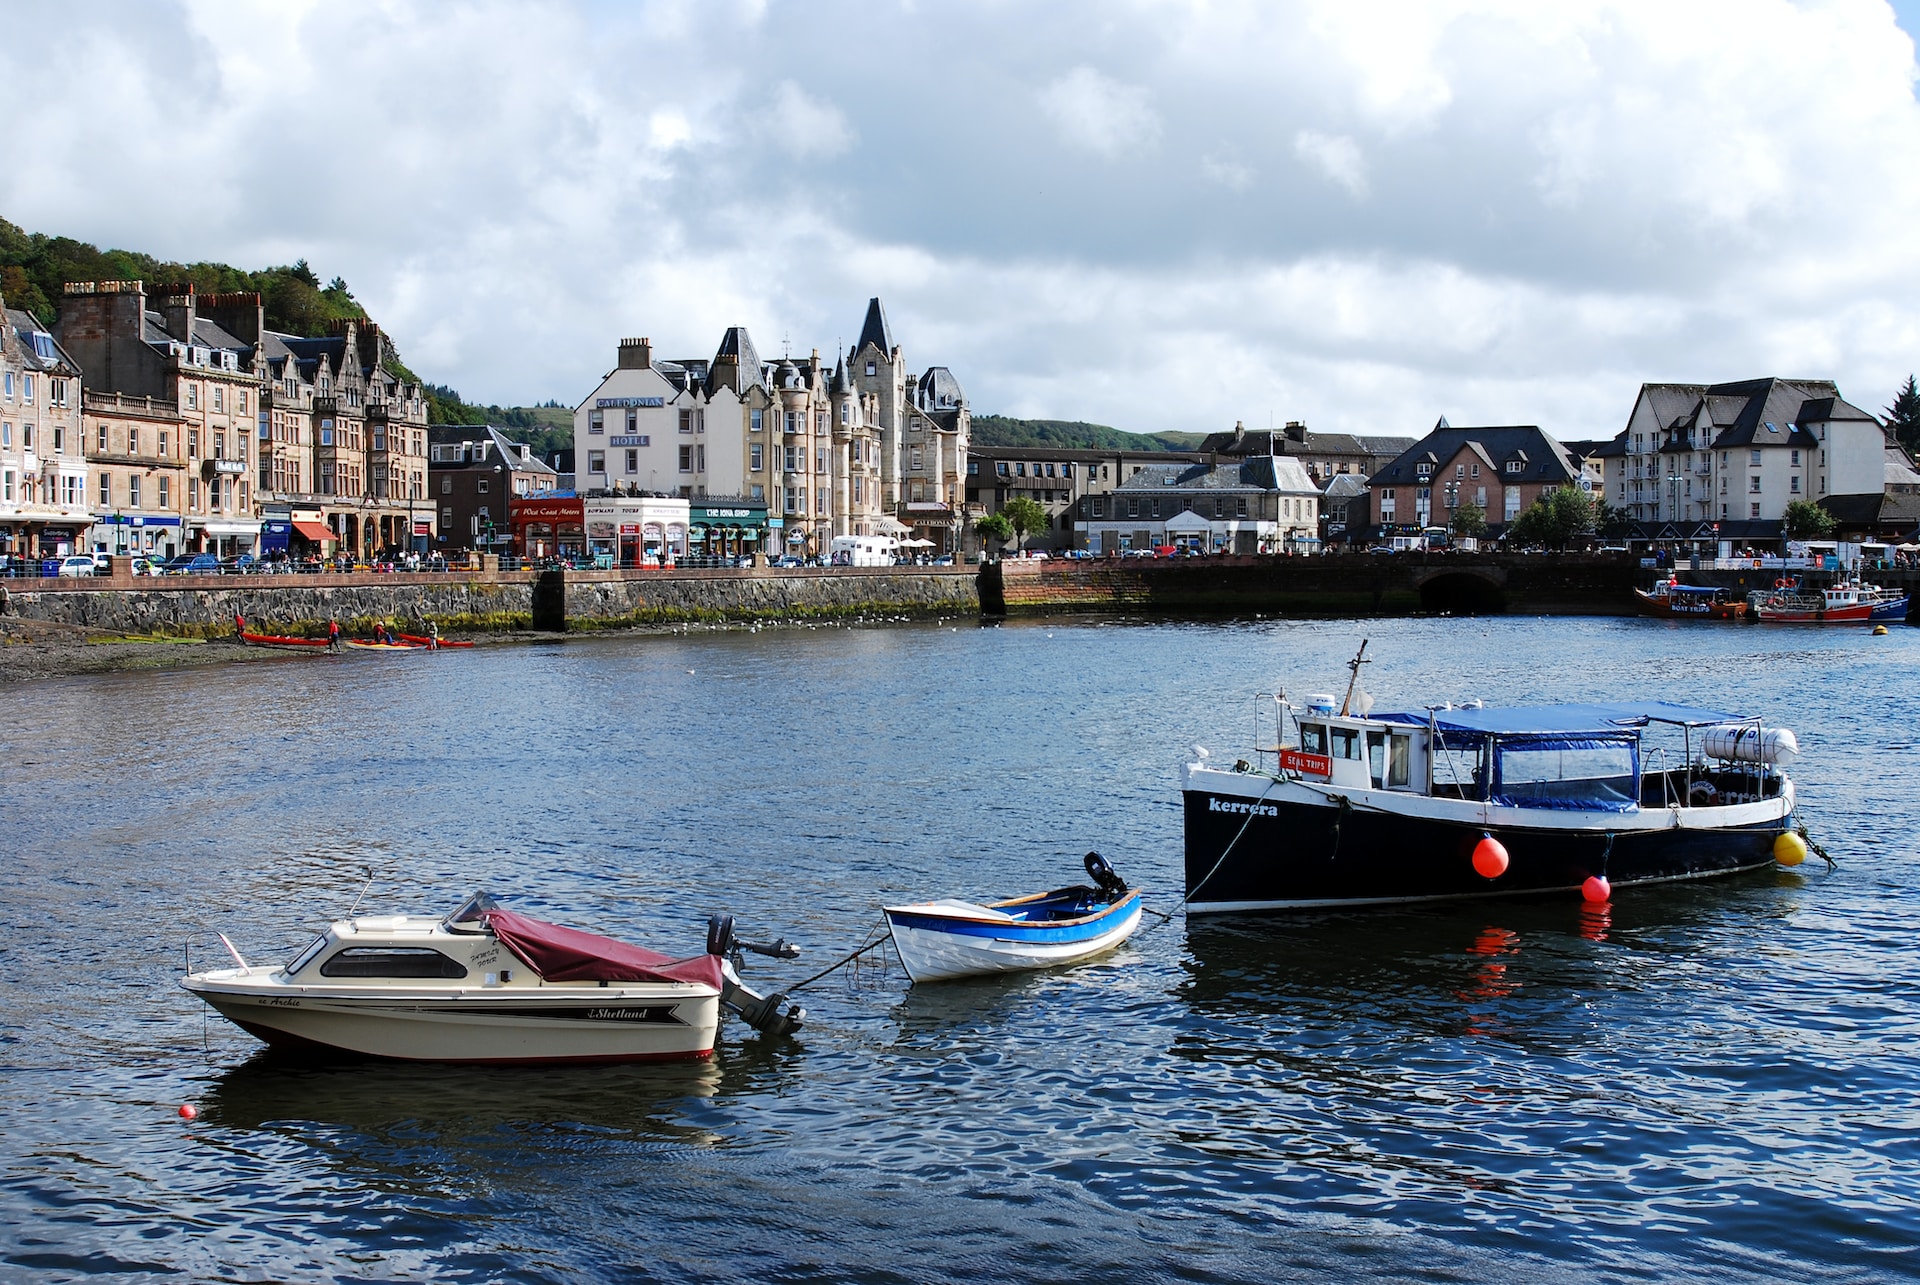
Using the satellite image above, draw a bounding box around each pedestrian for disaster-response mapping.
[327,619,340,653]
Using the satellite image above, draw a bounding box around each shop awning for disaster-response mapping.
[292,521,335,542]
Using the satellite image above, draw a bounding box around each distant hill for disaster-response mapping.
[971,414,1204,452]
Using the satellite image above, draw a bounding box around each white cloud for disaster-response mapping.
[1038,66,1162,158]
[1293,130,1369,198]
[0,0,1916,440]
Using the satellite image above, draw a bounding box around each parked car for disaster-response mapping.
[90,552,114,574]
[56,555,97,577]
[165,554,222,576]
[128,557,166,577]
[773,556,804,568]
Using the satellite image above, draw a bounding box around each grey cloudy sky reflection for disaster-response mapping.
[4,0,1919,439]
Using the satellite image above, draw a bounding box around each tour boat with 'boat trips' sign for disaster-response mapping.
[1181,641,1810,913]
[882,852,1143,983]
[1750,578,1908,624]
[1632,579,1748,621]
[182,892,804,1063]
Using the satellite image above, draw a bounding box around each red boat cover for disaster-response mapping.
[484,910,724,988]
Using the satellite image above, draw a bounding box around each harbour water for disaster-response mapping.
[2,616,1918,1282]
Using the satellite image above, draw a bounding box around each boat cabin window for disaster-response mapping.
[319,947,469,979]
[1300,723,1327,756]
[1330,727,1361,760]
[284,933,330,977]
[1367,731,1386,784]
[1368,732,1413,789]
[443,891,501,933]
[1492,736,1638,812]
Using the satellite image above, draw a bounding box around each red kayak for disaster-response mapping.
[399,633,474,648]
[235,616,329,649]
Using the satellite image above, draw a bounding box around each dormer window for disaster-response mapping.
[1416,463,1433,478]
[1505,460,1522,474]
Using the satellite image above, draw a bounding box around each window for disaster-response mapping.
[1237,497,1249,518]
[213,387,223,412]
[157,476,169,508]
[22,375,32,403]
[239,391,247,414]
[625,449,639,473]
[1455,464,1465,477]
[784,445,798,472]
[750,443,763,472]
[477,479,490,495]
[679,409,693,433]
[589,410,604,434]
[1126,498,1139,518]
[1505,460,1521,474]
[1470,463,1479,479]
[185,385,196,410]
[1749,476,1761,493]
[996,461,1010,476]
[865,361,876,376]
[698,445,706,471]
[320,947,467,979]
[129,475,140,508]
[1091,498,1105,518]
[98,424,108,452]
[626,410,638,433]
[1150,498,1161,518]
[1790,476,1801,493]
[911,449,923,471]
[1791,449,1800,466]
[188,429,199,458]
[213,431,224,459]
[441,476,453,494]
[1750,502,1761,518]
[1416,463,1432,478]
[785,412,798,434]
[319,421,334,447]
[1749,450,1762,466]
[679,445,693,472]
[99,474,111,506]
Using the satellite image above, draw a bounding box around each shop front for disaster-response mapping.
[94,513,182,559]
[583,495,688,567]
[689,499,768,562]
[512,496,586,561]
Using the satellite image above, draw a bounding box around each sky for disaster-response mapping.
[3,0,1919,440]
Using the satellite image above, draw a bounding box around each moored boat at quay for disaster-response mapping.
[1632,579,1748,621]
[1181,643,1805,914]
[1750,578,1908,624]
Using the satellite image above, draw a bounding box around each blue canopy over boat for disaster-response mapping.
[1376,700,1749,738]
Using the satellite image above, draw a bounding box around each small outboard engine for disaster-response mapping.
[1084,851,1129,901]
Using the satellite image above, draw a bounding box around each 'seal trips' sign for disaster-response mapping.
[598,397,665,408]
[1279,749,1332,779]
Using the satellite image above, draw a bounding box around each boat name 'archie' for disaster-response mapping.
[1208,798,1278,817]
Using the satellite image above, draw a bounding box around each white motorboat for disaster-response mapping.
[883,852,1144,984]
[182,892,803,1064]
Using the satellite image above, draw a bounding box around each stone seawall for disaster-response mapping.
[0,567,978,637]
[981,554,1646,617]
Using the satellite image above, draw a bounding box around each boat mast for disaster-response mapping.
[1338,639,1371,716]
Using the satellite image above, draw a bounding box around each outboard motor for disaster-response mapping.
[1084,851,1129,901]
[707,914,805,1038]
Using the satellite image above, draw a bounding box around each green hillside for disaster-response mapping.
[971,414,1203,452]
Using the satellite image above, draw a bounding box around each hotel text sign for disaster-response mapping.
[597,397,664,408]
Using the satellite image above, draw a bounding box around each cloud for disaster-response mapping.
[1038,66,1161,158]
[1293,130,1369,198]
[0,0,1916,442]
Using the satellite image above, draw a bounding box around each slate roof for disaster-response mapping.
[1370,426,1580,488]
[916,366,965,410]
[428,425,559,476]
[1321,472,1370,500]
[1199,426,1414,460]
[1114,455,1319,495]
[854,297,894,357]
[5,308,77,371]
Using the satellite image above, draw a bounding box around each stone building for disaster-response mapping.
[55,280,432,561]
[0,298,89,560]
[573,328,887,560]
[82,391,186,559]
[849,298,970,552]
[1080,456,1321,555]
[428,424,559,555]
[1200,421,1415,484]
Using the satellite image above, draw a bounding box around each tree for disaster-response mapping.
[1782,499,1836,540]
[1001,496,1048,550]
[1885,375,1920,453]
[974,511,1014,556]
[1448,501,1486,538]
[1506,486,1597,550]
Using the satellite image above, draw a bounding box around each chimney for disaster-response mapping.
[619,337,651,370]
[1232,420,1246,442]
[161,287,197,348]
[1284,420,1307,444]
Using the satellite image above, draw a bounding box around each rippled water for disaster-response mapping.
[2,616,1918,1282]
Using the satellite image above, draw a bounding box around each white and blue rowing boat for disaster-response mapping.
[882,853,1143,984]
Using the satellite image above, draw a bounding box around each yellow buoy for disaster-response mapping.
[1872,625,1889,636]
[1773,831,1809,867]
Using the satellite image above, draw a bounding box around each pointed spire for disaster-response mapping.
[1435,415,1451,431]
[855,296,894,358]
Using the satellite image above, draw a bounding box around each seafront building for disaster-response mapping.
[1081,455,1322,555]
[82,391,186,559]
[428,425,560,555]
[0,298,89,560]
[1604,378,1891,544]
[54,280,435,560]
[571,300,967,561]
[1365,423,1586,539]
[1199,421,1414,484]
[965,445,1211,554]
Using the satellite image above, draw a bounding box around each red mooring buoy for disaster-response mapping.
[1472,835,1509,879]
[1582,875,1611,904]
[178,1103,197,1120]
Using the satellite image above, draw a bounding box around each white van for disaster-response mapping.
[829,535,898,567]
